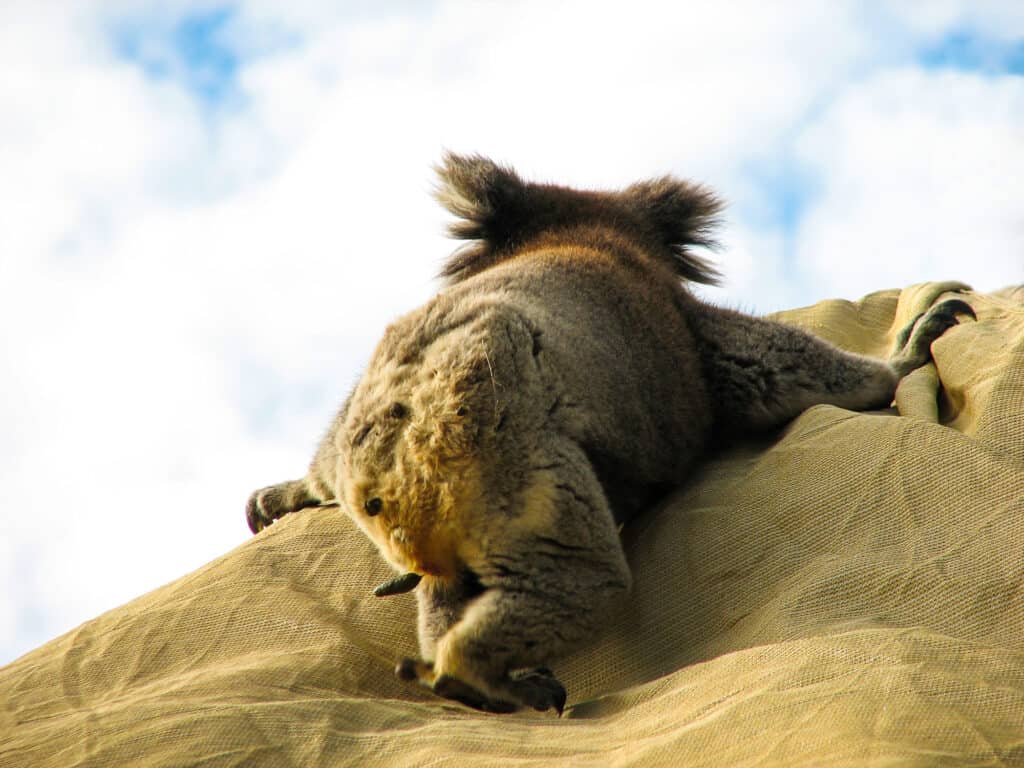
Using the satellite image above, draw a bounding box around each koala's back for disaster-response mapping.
[355,232,714,525]
[493,244,709,467]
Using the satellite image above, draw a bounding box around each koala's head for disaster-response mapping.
[434,151,724,287]
[335,307,534,579]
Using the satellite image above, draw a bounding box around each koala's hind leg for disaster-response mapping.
[399,442,631,714]
[399,587,572,716]
[413,569,487,662]
[686,297,972,433]
[407,574,552,714]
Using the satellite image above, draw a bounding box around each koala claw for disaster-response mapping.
[395,658,563,715]
[396,657,423,682]
[509,668,567,715]
[244,482,333,535]
[891,297,976,378]
[924,298,976,326]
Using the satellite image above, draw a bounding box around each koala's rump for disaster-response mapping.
[439,253,713,510]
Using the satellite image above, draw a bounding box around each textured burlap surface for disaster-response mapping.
[3,283,1023,767]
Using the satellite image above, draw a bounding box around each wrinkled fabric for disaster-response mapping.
[3,283,1023,768]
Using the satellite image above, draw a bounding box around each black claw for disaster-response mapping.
[934,298,976,321]
[396,657,420,682]
[509,669,567,715]
[921,300,974,331]
[552,686,567,716]
[539,677,567,715]
[399,663,560,715]
[915,301,973,341]
[894,298,976,358]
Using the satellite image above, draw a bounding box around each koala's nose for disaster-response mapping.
[364,497,384,516]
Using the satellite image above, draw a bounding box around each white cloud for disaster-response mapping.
[885,1,1024,40]
[1,1,1021,663]
[793,68,1024,300]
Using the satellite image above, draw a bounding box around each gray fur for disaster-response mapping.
[245,154,971,714]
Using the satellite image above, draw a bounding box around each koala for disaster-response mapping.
[246,153,973,715]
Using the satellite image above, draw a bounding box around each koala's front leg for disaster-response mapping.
[245,478,329,533]
[687,295,973,433]
[398,451,631,714]
[246,396,349,533]
[889,297,975,377]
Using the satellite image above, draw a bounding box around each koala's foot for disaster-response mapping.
[396,658,515,713]
[508,667,568,714]
[890,297,975,378]
[245,478,327,534]
[396,658,565,715]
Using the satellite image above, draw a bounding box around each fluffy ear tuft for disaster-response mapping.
[434,152,725,286]
[434,153,530,282]
[624,178,724,285]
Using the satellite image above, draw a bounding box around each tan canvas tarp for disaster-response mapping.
[3,282,1023,767]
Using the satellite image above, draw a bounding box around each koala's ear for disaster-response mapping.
[434,152,725,287]
[623,177,724,285]
[434,152,532,283]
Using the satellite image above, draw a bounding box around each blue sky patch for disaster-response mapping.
[740,156,820,242]
[919,30,1024,76]
[112,6,243,106]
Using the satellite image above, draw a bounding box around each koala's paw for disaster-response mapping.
[245,479,323,534]
[396,658,564,715]
[508,667,567,715]
[891,298,976,377]
[396,658,513,713]
[432,674,519,714]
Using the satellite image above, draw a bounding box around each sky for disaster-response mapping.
[1,1,1022,665]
